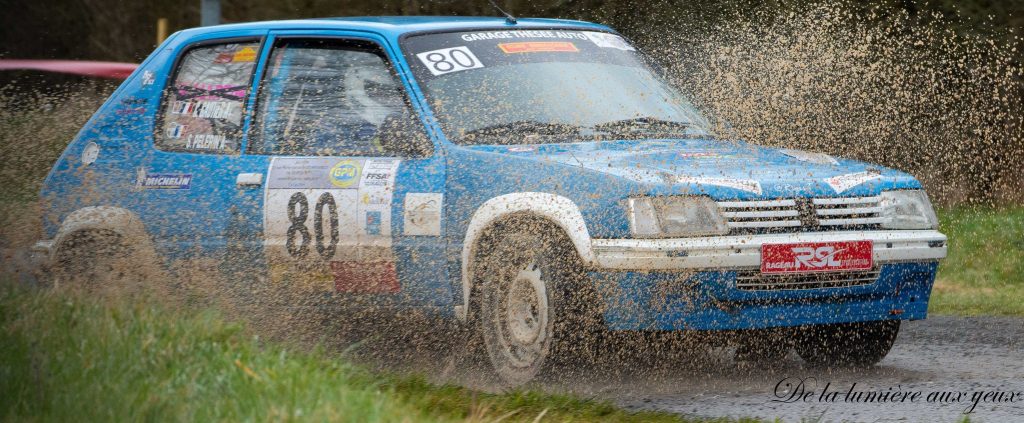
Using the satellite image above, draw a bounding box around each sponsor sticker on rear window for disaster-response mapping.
[498,41,579,54]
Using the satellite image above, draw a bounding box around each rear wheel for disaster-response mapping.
[795,320,900,367]
[473,221,597,387]
[51,230,159,298]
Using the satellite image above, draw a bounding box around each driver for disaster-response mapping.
[305,57,403,155]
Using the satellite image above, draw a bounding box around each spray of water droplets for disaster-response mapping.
[644,2,1023,205]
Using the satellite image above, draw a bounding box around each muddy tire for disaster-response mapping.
[51,230,159,297]
[473,221,596,387]
[795,320,900,367]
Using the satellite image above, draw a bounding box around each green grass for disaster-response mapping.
[0,284,745,423]
[930,207,1024,316]
[0,209,1017,422]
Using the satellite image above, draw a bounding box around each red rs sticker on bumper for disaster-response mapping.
[761,240,873,274]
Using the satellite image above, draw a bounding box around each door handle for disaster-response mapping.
[236,173,263,188]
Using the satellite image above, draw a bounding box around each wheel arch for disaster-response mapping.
[457,192,594,321]
[50,206,156,263]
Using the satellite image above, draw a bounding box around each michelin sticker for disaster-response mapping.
[403,193,443,236]
[677,175,763,195]
[135,168,191,190]
[825,170,882,193]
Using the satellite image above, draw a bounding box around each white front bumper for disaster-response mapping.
[591,230,946,270]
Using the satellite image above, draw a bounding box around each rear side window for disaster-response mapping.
[156,41,260,154]
[251,39,410,156]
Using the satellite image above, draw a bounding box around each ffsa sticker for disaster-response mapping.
[416,46,484,76]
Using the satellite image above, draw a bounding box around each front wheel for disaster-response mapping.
[795,320,900,367]
[474,225,592,387]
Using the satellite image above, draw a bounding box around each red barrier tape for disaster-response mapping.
[0,59,138,79]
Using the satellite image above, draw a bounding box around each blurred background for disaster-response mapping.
[2,0,1021,63]
[0,0,1021,207]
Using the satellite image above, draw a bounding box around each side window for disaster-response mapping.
[156,41,260,154]
[252,39,415,156]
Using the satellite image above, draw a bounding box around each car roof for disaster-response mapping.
[174,16,613,40]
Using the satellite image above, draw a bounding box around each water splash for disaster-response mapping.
[647,2,1023,205]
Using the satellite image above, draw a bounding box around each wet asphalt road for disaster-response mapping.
[335,313,1023,423]
[571,316,1024,423]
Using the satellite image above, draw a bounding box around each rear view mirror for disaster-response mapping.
[378,111,433,157]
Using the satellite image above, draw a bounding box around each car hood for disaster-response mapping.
[462,138,920,198]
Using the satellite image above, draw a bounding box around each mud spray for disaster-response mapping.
[0,0,1020,393]
[649,2,1023,206]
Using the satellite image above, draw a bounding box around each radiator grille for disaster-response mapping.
[717,196,884,234]
[735,268,881,291]
[717,199,801,231]
[813,196,884,228]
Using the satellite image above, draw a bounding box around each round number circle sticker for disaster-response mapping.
[329,159,360,188]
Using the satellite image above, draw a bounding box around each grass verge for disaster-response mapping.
[0,284,746,422]
[930,207,1024,316]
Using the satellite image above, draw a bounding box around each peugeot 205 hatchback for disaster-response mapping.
[35,16,947,386]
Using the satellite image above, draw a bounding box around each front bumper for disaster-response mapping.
[591,230,946,270]
[595,262,938,331]
[589,230,945,331]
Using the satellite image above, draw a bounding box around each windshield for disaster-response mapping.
[401,29,713,145]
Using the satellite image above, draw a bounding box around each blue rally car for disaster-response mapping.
[35,16,946,386]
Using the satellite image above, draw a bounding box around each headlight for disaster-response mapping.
[627,196,729,237]
[880,190,938,229]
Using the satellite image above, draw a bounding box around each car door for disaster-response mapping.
[136,36,267,266]
[247,33,449,308]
